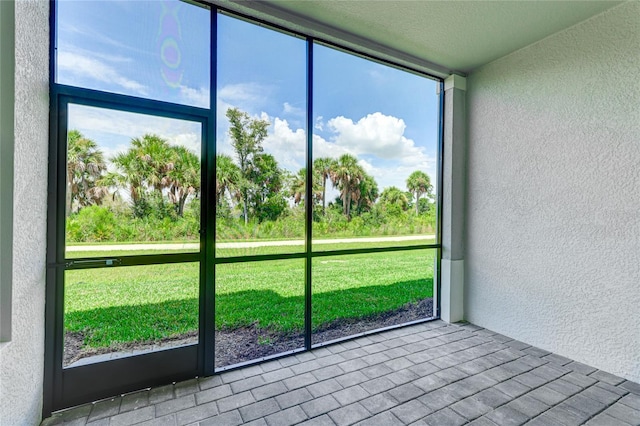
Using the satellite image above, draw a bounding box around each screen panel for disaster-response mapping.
[65,104,202,259]
[312,249,436,345]
[55,0,211,107]
[215,14,307,258]
[215,259,305,368]
[312,44,439,252]
[64,262,199,368]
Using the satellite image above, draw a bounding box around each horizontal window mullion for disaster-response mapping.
[309,244,440,258]
[213,244,440,265]
[54,252,201,270]
[53,84,210,122]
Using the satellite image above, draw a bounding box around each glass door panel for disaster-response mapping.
[215,259,305,368]
[65,104,202,258]
[312,249,436,345]
[215,14,306,258]
[55,0,211,107]
[312,43,439,253]
[59,103,205,406]
[64,262,199,367]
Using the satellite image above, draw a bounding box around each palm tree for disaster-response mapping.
[406,170,432,215]
[290,167,323,207]
[108,151,144,207]
[66,130,108,215]
[167,146,200,217]
[313,157,336,216]
[129,134,175,194]
[380,186,409,212]
[109,134,175,216]
[290,168,307,205]
[215,154,241,208]
[356,173,379,214]
[330,154,364,221]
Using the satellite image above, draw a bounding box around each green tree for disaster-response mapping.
[109,134,196,218]
[167,145,200,217]
[379,186,409,214]
[330,154,364,221]
[109,134,172,205]
[313,157,336,216]
[104,152,143,212]
[226,107,270,224]
[290,167,323,208]
[66,130,108,215]
[356,173,379,215]
[250,153,285,222]
[406,170,433,215]
[290,168,307,206]
[130,134,175,193]
[215,154,241,209]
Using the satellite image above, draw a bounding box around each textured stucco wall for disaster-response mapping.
[0,0,49,424]
[466,2,639,382]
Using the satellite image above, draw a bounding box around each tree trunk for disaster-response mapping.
[243,193,249,225]
[345,191,351,221]
[322,177,326,216]
[342,192,348,217]
[415,193,419,215]
[66,170,73,217]
[178,193,187,217]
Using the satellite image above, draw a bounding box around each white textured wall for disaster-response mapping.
[466,2,640,382]
[0,0,49,424]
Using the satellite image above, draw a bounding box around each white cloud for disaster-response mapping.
[314,116,324,131]
[263,115,355,166]
[179,86,210,108]
[327,112,427,163]
[68,105,202,161]
[59,20,140,55]
[312,135,352,160]
[172,133,202,156]
[358,159,437,192]
[283,102,304,117]
[217,83,271,109]
[57,51,148,95]
[263,118,307,172]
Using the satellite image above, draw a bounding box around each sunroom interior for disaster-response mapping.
[0,0,638,424]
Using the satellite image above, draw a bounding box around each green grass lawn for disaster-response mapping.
[65,245,435,351]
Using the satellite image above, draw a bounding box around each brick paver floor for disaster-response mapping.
[42,321,640,425]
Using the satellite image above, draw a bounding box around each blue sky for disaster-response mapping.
[58,0,440,193]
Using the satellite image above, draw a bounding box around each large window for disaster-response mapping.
[47,0,442,412]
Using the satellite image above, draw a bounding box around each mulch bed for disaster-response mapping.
[64,298,433,368]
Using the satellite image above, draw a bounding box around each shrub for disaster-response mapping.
[66,206,117,242]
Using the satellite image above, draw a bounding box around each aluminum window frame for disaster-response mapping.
[45,1,444,414]
[0,0,15,343]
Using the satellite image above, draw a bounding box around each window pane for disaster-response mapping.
[64,262,199,367]
[65,105,202,258]
[215,14,306,258]
[215,259,305,368]
[312,44,439,252]
[312,250,435,345]
[56,0,210,107]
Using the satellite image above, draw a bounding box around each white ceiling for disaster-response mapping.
[220,0,622,76]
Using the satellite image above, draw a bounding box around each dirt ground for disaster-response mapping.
[64,298,433,368]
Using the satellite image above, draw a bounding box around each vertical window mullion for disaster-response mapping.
[203,7,218,377]
[304,38,314,350]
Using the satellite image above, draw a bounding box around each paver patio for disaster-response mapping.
[42,321,640,425]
